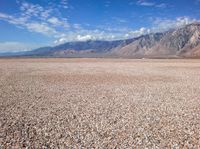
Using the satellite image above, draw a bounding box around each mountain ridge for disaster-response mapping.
[1,23,200,58]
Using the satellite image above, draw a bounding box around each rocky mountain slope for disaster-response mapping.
[111,23,200,58]
[4,23,200,58]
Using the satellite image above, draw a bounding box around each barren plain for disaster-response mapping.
[0,58,200,148]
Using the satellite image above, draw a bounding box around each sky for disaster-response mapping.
[0,0,200,52]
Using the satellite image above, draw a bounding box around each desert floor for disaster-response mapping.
[0,58,200,148]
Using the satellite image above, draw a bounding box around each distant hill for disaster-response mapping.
[2,23,200,58]
[21,39,135,57]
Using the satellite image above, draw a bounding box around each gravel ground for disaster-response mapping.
[0,58,200,148]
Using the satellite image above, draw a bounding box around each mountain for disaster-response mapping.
[2,23,200,58]
[22,39,135,57]
[110,33,165,58]
[111,23,200,58]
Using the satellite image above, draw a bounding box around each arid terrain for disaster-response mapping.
[0,58,200,148]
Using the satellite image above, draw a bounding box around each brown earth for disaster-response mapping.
[0,58,200,148]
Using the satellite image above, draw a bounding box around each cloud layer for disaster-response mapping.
[0,42,38,52]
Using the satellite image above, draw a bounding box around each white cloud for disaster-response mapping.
[54,38,68,44]
[0,42,39,52]
[48,17,60,25]
[152,17,198,32]
[54,34,95,44]
[40,9,52,19]
[73,24,82,29]
[53,30,119,44]
[137,0,155,6]
[20,2,44,18]
[137,0,168,8]
[0,12,26,26]
[18,1,69,28]
[48,17,70,28]
[0,1,70,37]
[77,35,94,41]
[156,3,167,8]
[53,16,200,44]
[124,17,199,39]
[125,27,151,38]
[0,13,9,18]
[176,17,197,26]
[0,12,57,36]
[27,23,57,35]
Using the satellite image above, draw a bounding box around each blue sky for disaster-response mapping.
[0,0,200,52]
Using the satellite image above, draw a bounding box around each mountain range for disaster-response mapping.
[2,23,200,58]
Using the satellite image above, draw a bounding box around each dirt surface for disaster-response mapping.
[0,58,200,148]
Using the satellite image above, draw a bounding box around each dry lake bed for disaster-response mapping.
[0,58,200,148]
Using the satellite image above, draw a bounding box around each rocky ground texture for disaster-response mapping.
[0,58,200,148]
